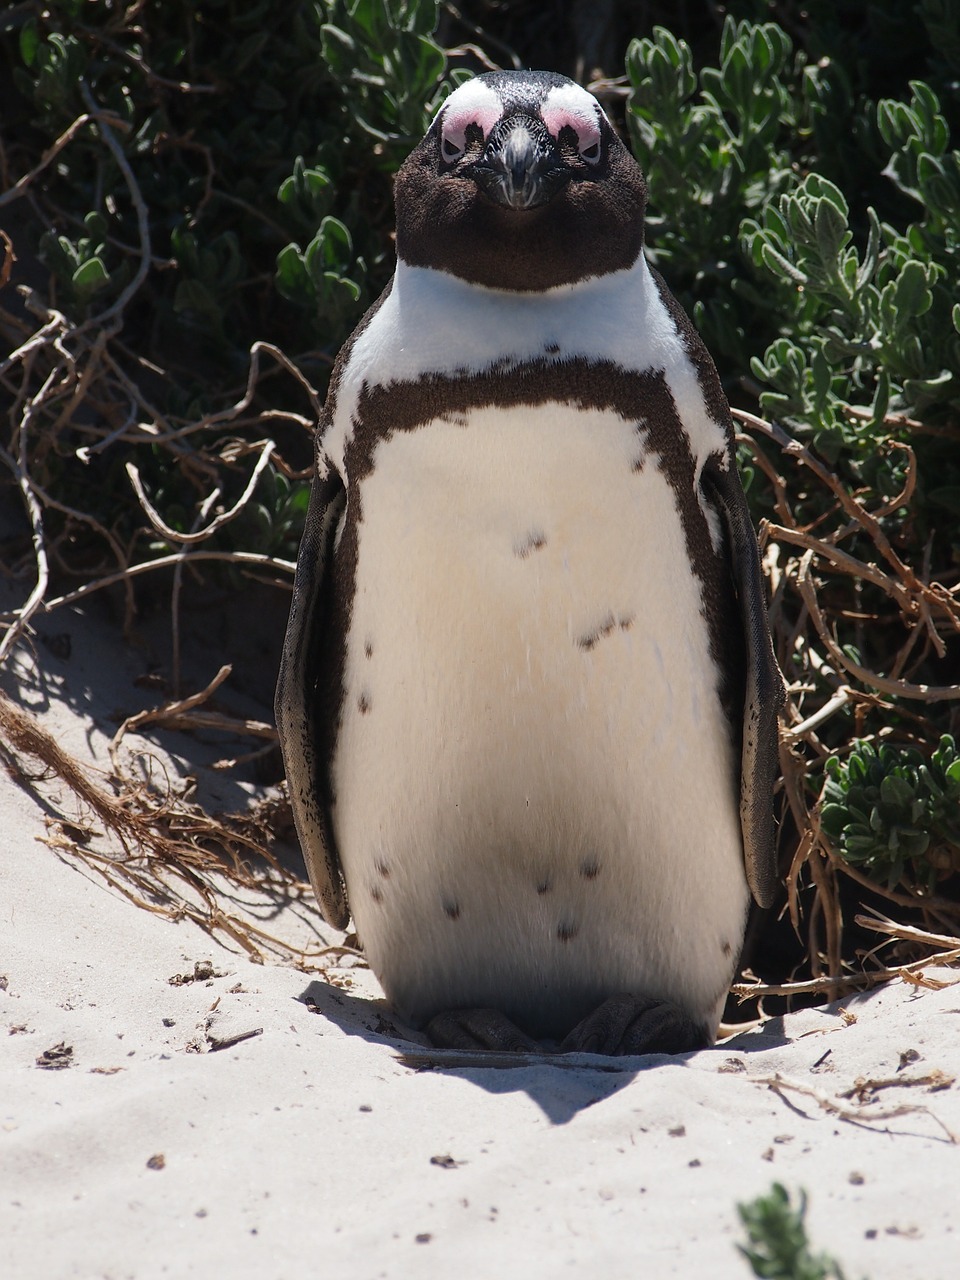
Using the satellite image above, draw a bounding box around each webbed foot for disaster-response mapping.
[425,1008,544,1053]
[560,993,708,1056]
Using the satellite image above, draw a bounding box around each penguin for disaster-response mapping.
[275,70,784,1056]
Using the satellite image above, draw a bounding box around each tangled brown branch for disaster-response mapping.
[0,82,330,966]
[733,408,960,1002]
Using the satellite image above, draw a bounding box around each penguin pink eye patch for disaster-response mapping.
[540,104,602,162]
[441,103,502,158]
[440,104,603,164]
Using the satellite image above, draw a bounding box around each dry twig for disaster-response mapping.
[759,1073,957,1143]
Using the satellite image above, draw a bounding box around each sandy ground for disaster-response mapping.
[2,601,959,1280]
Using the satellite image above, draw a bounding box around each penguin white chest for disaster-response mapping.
[331,400,749,1037]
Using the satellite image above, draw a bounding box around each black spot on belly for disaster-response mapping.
[578,614,614,651]
[557,920,579,942]
[370,885,384,904]
[536,879,551,895]
[577,614,635,651]
[579,857,601,880]
[375,860,390,879]
[513,529,547,559]
[364,640,373,659]
[443,900,461,920]
[358,690,371,714]
[721,940,732,957]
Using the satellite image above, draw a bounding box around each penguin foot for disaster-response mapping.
[560,993,708,1056]
[425,1008,544,1053]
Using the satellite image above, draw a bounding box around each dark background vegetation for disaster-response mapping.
[1,0,959,1001]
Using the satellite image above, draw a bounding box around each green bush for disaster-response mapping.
[626,15,960,480]
[7,0,457,357]
[1,0,461,565]
[744,84,960,472]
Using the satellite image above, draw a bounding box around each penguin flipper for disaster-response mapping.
[275,458,351,930]
[702,455,785,909]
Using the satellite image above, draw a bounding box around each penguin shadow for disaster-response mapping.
[296,978,715,1125]
[720,980,896,1055]
[717,1015,795,1056]
[297,978,432,1051]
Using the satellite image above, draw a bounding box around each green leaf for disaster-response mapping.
[869,368,890,427]
[814,192,850,264]
[173,278,218,318]
[760,242,809,286]
[811,349,832,405]
[275,243,312,304]
[808,173,849,219]
[900,829,931,858]
[818,803,849,836]
[880,774,915,808]
[72,256,110,297]
[893,260,933,317]
[908,79,949,152]
[320,23,356,75]
[19,19,40,67]
[305,216,353,280]
[856,207,882,290]
[845,834,881,855]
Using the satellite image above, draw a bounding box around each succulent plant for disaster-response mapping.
[820,736,960,890]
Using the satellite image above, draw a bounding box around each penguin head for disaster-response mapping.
[394,71,648,292]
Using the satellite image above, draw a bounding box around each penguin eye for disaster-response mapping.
[553,123,602,166]
[441,135,465,163]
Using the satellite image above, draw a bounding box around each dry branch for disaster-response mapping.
[0,686,348,972]
[759,1072,957,1143]
[729,408,960,1003]
[126,440,276,545]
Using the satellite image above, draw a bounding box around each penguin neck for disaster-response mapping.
[392,250,649,309]
[347,251,671,396]
[383,252,671,381]
[325,250,673,472]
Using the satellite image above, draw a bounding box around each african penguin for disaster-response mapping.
[276,70,784,1055]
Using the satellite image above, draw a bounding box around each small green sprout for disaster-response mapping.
[737,1183,858,1280]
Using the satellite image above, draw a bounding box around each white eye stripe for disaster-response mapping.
[438,80,503,159]
[541,82,606,162]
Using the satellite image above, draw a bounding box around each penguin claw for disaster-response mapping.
[560,993,708,1056]
[425,1008,545,1053]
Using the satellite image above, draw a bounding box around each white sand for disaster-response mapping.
[2,606,958,1279]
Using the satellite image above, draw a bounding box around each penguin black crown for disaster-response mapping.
[276,70,784,1055]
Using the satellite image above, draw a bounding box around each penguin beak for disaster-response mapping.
[465,115,569,211]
